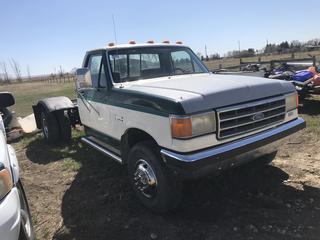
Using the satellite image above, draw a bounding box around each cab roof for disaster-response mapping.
[88,43,188,52]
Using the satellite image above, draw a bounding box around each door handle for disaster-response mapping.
[115,116,124,122]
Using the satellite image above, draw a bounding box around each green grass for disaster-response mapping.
[62,158,82,172]
[0,81,76,117]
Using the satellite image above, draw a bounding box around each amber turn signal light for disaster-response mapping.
[171,117,192,138]
[0,168,13,200]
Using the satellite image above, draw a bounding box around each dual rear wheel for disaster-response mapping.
[40,110,71,144]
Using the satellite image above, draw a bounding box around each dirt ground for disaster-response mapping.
[12,96,320,240]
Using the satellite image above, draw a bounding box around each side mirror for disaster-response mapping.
[0,92,15,109]
[76,68,92,89]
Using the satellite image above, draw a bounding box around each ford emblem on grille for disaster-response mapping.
[252,112,265,121]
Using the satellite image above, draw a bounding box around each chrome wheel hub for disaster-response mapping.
[133,159,157,198]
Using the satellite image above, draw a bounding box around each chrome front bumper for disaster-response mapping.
[161,117,305,179]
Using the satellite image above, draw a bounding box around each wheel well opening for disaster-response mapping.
[121,128,157,163]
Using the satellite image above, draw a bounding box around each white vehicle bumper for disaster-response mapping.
[0,187,21,240]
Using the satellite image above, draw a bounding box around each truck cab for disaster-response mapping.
[33,41,305,212]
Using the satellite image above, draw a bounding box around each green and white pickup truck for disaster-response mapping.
[32,42,305,212]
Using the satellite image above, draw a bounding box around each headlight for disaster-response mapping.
[0,163,13,200]
[170,112,216,139]
[285,93,298,112]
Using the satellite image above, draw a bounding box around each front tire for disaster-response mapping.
[17,181,35,240]
[128,141,182,213]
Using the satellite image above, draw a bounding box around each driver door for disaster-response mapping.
[77,53,109,131]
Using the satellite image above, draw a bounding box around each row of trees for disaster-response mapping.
[198,53,221,61]
[201,38,320,60]
[0,59,66,84]
[264,39,320,54]
[0,59,26,83]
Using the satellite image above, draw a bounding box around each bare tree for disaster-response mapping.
[10,58,22,82]
[26,65,31,80]
[59,65,64,78]
[0,61,10,83]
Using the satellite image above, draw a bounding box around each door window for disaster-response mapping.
[87,55,102,88]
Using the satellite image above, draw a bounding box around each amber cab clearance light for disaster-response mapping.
[162,40,170,44]
[129,40,136,44]
[176,41,183,44]
[147,40,155,44]
[108,42,115,47]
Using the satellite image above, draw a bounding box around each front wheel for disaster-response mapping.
[127,141,182,213]
[17,181,35,240]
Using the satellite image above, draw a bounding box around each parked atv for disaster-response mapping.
[267,64,318,99]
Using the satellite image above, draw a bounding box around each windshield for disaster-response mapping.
[108,46,208,83]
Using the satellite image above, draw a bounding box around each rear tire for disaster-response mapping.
[40,111,60,144]
[17,181,35,240]
[56,110,71,142]
[128,141,182,213]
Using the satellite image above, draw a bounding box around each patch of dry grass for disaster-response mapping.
[0,81,76,117]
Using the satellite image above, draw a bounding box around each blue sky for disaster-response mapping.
[0,0,318,76]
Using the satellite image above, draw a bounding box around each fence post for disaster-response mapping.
[239,58,242,71]
[313,56,316,66]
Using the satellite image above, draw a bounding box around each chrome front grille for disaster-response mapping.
[217,96,286,139]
